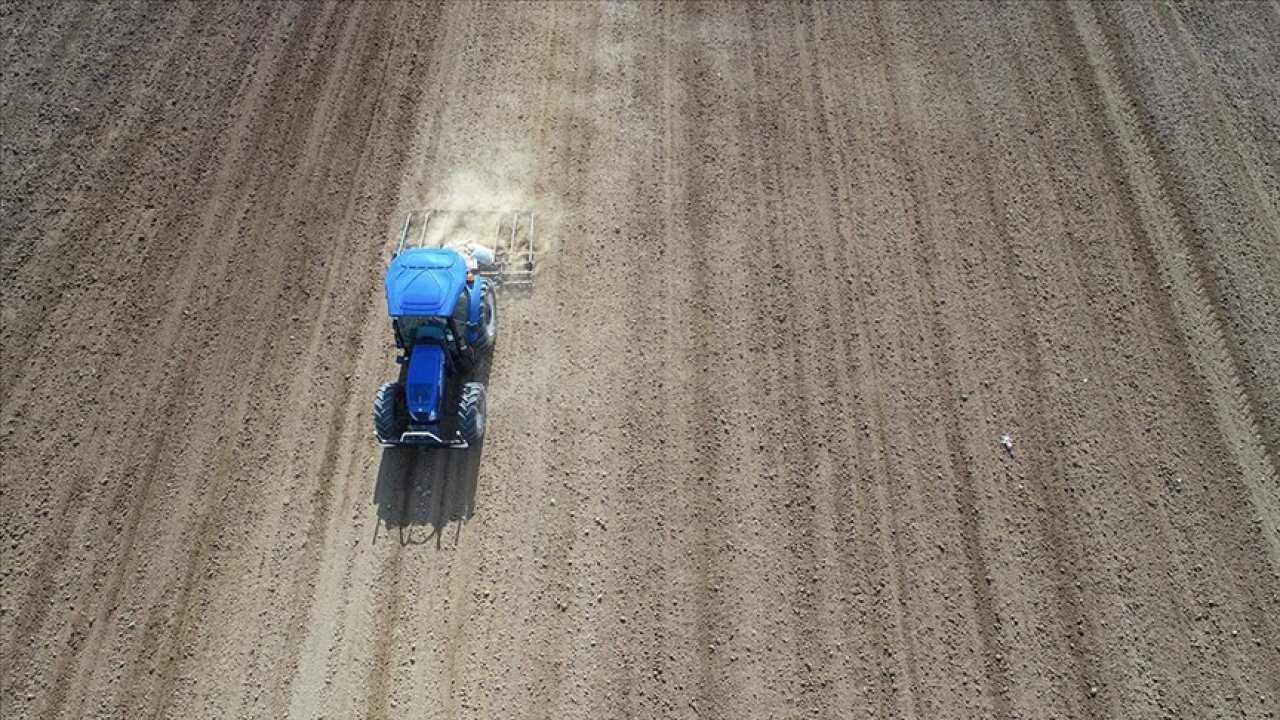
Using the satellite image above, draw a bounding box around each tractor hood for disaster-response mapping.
[405,343,446,423]
[385,248,467,317]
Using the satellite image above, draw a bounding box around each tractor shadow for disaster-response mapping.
[371,353,492,548]
[372,444,482,548]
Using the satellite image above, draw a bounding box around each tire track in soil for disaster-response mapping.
[1063,1,1279,557]
[1157,2,1280,462]
[46,5,361,715]
[608,9,702,714]
[831,8,978,712]
[239,4,415,711]
[460,10,577,709]
[666,4,731,713]
[1062,6,1280,703]
[1000,4,1255,709]
[0,2,241,601]
[1124,0,1280,654]
[526,10,658,712]
[435,40,571,693]
[592,6,708,714]
[5,9,306,715]
[1157,3,1280,244]
[336,3,516,711]
[751,5,863,712]
[799,5,909,715]
[270,65,432,720]
[361,448,412,720]
[1007,4,1279,710]
[1012,6,1209,710]
[924,5,1107,713]
[799,7,941,716]
[38,5,430,712]
[581,5,663,714]
[358,4,568,712]
[648,6,693,712]
[814,4,1034,712]
[0,0,215,650]
[1107,1,1280,468]
[734,10,823,715]
[419,8,588,712]
[960,3,1109,711]
[353,1,546,712]
[717,12,800,715]
[805,4,1007,712]
[997,6,1206,712]
[1,0,198,391]
[868,4,1000,714]
[274,3,448,715]
[125,9,357,707]
[394,5,560,705]
[871,18,1012,707]
[770,4,880,713]
[1095,3,1279,472]
[688,4,863,714]
[523,79,604,720]
[538,4,669,714]
[145,0,379,696]
[140,5,412,716]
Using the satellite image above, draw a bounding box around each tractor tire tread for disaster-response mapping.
[456,382,486,446]
[373,382,405,444]
[474,284,497,352]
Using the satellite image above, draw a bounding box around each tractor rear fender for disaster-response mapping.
[405,343,446,423]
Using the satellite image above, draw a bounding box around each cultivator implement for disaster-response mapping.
[395,209,536,288]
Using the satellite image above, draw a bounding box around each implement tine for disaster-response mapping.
[510,210,518,257]
[527,210,535,270]
[396,212,413,256]
[418,209,432,248]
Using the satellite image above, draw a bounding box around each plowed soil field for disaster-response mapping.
[3,2,1278,718]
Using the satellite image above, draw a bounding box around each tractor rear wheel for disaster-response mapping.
[474,284,497,351]
[456,382,487,446]
[373,382,407,444]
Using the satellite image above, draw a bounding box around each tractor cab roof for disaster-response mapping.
[384,247,467,317]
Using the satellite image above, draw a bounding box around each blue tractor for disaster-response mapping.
[374,245,498,448]
[374,209,534,448]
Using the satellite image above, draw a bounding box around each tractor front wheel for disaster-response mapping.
[456,382,487,446]
[373,382,407,444]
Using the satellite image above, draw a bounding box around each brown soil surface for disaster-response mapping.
[3,2,1278,718]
